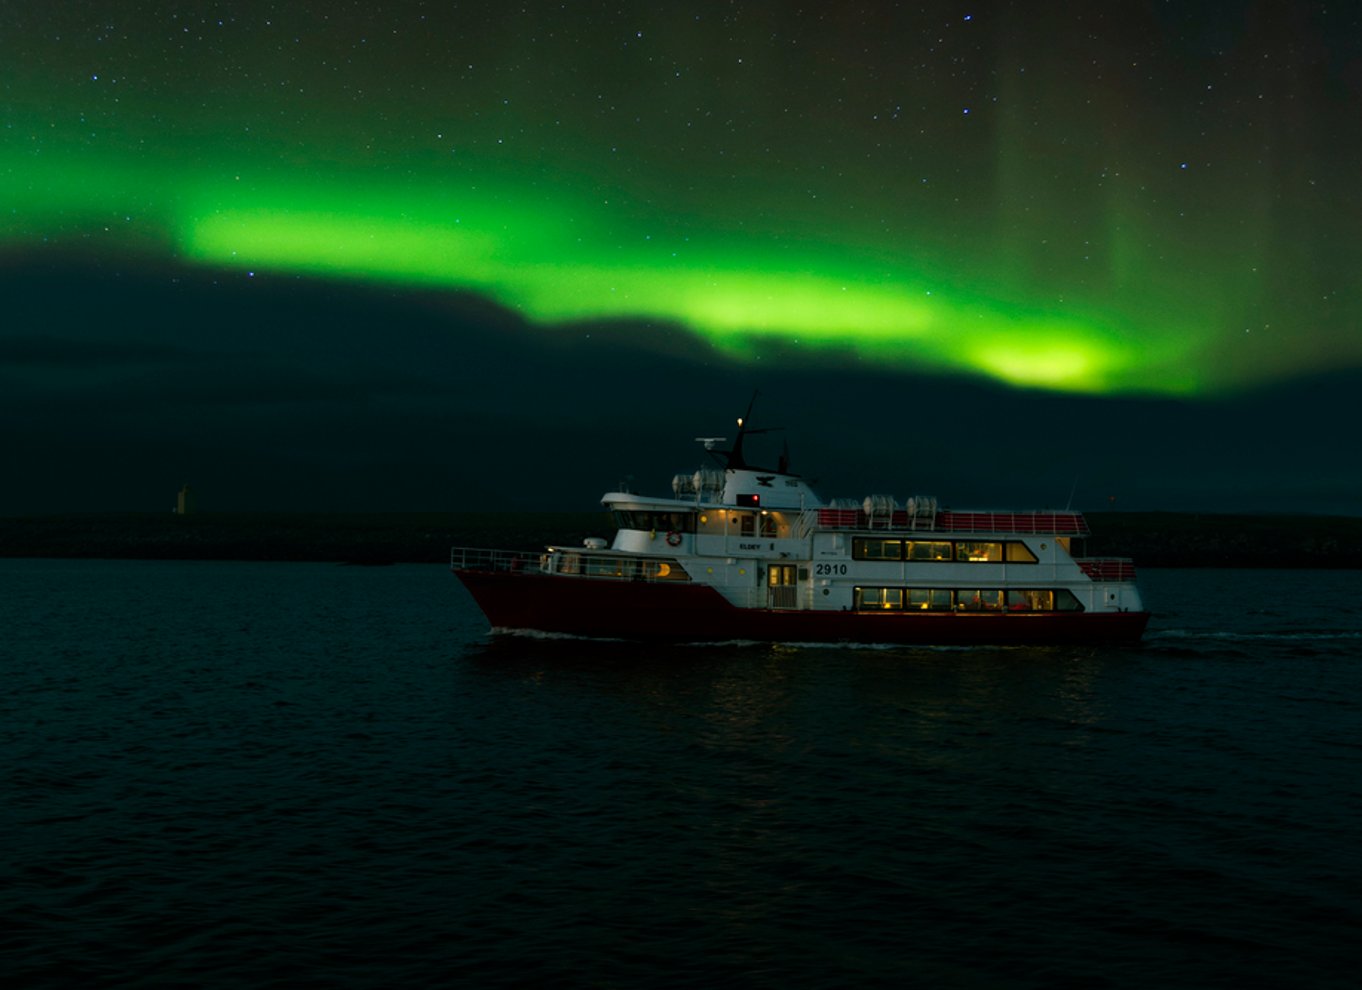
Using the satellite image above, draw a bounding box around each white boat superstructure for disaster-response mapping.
[452,402,1149,644]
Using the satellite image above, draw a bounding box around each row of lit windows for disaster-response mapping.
[851,538,1038,563]
[853,587,1085,612]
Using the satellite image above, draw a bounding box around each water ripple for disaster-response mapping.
[1,561,1359,987]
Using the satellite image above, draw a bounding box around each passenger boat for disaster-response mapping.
[451,405,1150,645]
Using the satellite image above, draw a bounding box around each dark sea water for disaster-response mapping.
[3,560,1360,988]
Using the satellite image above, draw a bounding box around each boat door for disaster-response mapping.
[768,564,798,609]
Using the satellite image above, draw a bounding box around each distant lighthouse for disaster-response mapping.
[175,484,194,515]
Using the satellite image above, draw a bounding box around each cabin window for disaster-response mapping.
[1055,589,1085,611]
[855,587,904,610]
[906,541,953,561]
[955,589,1005,611]
[907,588,953,611]
[853,538,904,560]
[642,560,689,581]
[584,557,624,578]
[839,539,1035,563]
[1007,589,1053,611]
[857,586,1082,613]
[956,541,1004,562]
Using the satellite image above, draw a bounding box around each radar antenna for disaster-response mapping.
[727,391,760,468]
[709,390,788,472]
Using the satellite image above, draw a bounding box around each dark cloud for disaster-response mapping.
[2,255,1358,516]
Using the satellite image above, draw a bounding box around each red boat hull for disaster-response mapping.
[453,569,1150,646]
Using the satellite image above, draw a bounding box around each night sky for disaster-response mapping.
[3,3,1360,514]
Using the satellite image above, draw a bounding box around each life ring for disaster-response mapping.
[666,531,682,547]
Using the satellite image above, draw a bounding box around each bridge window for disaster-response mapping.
[611,510,697,532]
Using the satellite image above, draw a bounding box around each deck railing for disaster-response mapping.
[450,547,546,574]
[1076,558,1137,582]
[451,546,692,583]
[807,507,1091,536]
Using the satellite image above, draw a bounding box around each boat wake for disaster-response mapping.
[485,630,1069,654]
[488,626,628,642]
[682,638,1059,653]
[1150,629,1362,642]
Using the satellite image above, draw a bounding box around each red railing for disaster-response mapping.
[816,508,861,528]
[939,511,1089,535]
[1076,558,1137,582]
[814,507,1090,536]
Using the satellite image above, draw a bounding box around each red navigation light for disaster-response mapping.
[737,494,761,507]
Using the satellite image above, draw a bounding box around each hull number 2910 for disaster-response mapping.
[815,563,848,576]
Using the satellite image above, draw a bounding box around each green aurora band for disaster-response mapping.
[5,4,1359,400]
[3,151,1205,395]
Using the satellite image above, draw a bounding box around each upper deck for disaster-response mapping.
[605,401,1093,545]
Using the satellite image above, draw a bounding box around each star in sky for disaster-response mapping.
[3,2,1361,394]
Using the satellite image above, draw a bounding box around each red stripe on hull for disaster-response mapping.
[453,570,1150,645]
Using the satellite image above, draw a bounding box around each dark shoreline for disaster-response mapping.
[0,512,601,566]
[2,511,1361,568]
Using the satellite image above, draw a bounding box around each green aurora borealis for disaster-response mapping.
[4,3,1360,395]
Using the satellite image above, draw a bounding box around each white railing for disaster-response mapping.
[1076,558,1137,581]
[450,546,692,583]
[449,547,547,574]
